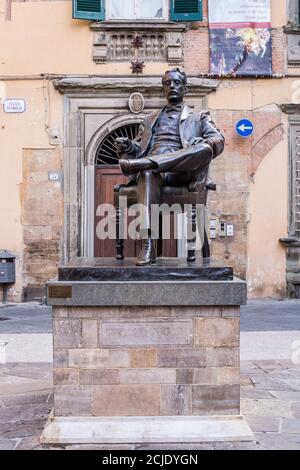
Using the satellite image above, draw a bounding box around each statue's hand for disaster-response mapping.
[114,137,132,155]
[113,179,136,192]
[113,183,126,192]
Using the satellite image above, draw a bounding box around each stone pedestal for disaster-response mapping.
[42,259,253,444]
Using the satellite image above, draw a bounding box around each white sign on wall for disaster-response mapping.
[3,99,26,113]
[209,0,271,26]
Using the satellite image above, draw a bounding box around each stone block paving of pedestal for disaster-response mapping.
[0,301,300,450]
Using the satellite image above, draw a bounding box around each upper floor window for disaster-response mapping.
[108,0,166,20]
[287,0,300,26]
[73,0,203,22]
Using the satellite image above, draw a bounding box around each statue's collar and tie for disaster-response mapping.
[164,103,183,113]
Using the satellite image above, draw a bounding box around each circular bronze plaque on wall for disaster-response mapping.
[128,92,145,114]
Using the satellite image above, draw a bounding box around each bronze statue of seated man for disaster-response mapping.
[114,68,225,266]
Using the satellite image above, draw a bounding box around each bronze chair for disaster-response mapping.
[114,180,216,263]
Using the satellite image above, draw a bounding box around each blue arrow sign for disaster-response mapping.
[236,119,254,138]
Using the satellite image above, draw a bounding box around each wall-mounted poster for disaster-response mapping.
[209,0,272,77]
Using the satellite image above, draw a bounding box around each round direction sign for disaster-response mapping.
[236,119,254,138]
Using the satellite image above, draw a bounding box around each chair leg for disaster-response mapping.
[116,205,124,260]
[202,228,210,259]
[156,213,163,258]
[187,204,196,263]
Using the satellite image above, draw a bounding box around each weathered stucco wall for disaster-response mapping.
[0,0,292,300]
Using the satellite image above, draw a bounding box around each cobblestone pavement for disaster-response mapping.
[0,301,299,450]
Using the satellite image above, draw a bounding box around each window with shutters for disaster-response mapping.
[286,1,300,65]
[170,0,202,22]
[73,0,203,22]
[289,122,300,239]
[108,0,167,20]
[73,0,105,20]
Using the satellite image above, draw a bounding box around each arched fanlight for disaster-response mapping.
[95,122,141,166]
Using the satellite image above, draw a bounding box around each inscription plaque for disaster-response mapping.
[101,321,192,347]
[48,285,72,299]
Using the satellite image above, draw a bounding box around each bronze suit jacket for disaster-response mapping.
[127,105,225,160]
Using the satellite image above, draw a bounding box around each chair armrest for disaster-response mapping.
[205,182,217,191]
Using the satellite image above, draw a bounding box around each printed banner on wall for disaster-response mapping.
[209,0,272,77]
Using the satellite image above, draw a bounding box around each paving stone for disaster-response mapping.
[0,375,36,387]
[274,368,300,380]
[0,439,18,450]
[279,380,300,391]
[160,385,192,415]
[268,391,300,401]
[248,374,297,391]
[1,419,49,439]
[244,415,280,432]
[240,361,266,375]
[252,360,291,373]
[240,386,275,399]
[0,403,50,424]
[15,436,41,450]
[0,377,53,396]
[240,375,253,386]
[292,402,300,418]
[0,365,10,374]
[241,398,292,417]
[0,391,51,407]
[2,363,52,380]
[281,418,300,434]
[254,432,300,450]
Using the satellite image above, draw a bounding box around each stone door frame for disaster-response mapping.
[53,76,219,262]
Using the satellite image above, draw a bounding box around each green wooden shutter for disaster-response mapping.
[73,0,105,21]
[170,0,202,21]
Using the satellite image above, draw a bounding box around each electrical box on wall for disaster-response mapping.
[219,221,227,238]
[210,219,217,239]
[209,219,234,240]
[227,224,234,237]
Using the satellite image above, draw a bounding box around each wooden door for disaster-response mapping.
[94,166,177,258]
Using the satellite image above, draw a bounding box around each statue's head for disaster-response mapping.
[162,68,188,105]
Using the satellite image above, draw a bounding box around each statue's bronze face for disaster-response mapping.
[162,71,187,105]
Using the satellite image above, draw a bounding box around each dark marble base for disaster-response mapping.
[58,258,233,282]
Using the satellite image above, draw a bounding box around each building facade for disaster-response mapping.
[0,0,299,301]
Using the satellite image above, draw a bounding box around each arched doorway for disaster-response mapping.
[94,120,141,257]
[93,119,177,258]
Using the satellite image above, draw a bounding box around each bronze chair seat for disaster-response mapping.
[114,182,216,262]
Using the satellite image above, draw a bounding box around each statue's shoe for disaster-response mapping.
[119,158,156,176]
[135,239,156,266]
